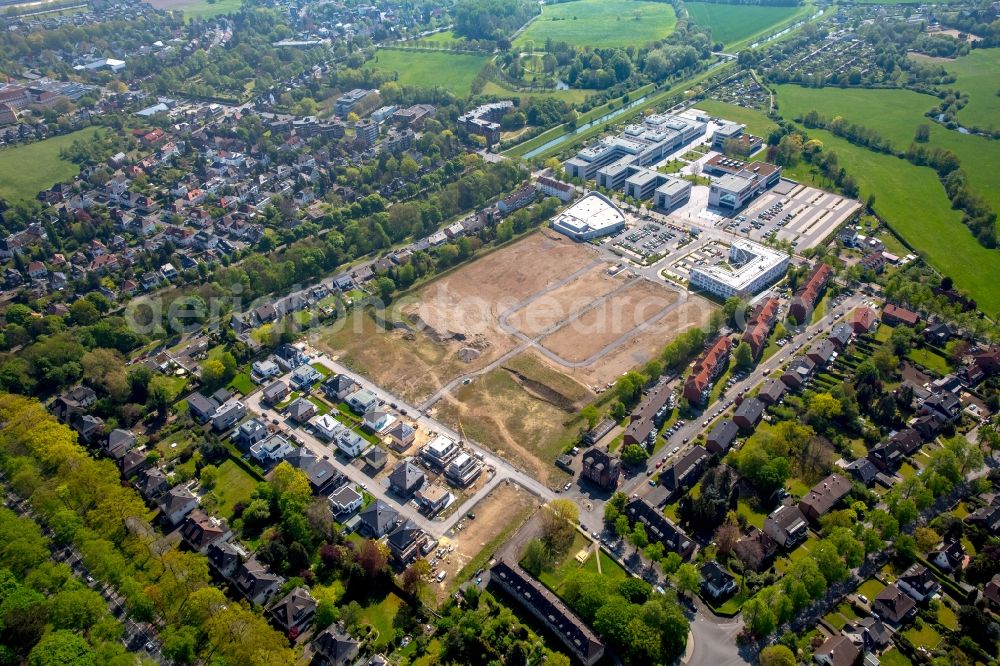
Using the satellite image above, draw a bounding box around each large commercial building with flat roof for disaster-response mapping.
[564,114,706,182]
[689,239,789,298]
[550,192,626,241]
[705,155,782,211]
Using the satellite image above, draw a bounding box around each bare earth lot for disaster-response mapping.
[430,482,539,603]
[539,279,680,364]
[506,263,626,337]
[318,228,715,480]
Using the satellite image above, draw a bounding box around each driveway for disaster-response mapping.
[686,597,748,666]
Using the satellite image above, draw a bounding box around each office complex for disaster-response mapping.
[689,239,789,298]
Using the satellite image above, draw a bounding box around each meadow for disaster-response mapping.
[774,84,1000,216]
[0,128,100,203]
[514,0,677,49]
[364,49,488,96]
[480,81,596,106]
[780,124,1000,318]
[941,48,1000,130]
[694,98,778,136]
[146,0,242,20]
[685,1,802,48]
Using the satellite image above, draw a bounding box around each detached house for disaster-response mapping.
[269,587,317,637]
[158,485,199,526]
[234,557,283,606]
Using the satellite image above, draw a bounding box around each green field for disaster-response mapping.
[364,49,488,96]
[0,128,102,203]
[941,48,1000,130]
[413,29,463,47]
[514,0,677,49]
[210,459,259,518]
[694,99,777,136]
[480,81,596,106]
[149,0,242,20]
[775,85,1000,216]
[686,2,801,48]
[774,87,1000,317]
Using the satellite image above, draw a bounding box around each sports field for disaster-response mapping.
[0,128,99,203]
[685,2,801,48]
[364,49,488,96]
[775,85,1000,216]
[514,0,677,49]
[146,0,242,19]
[941,48,1000,130]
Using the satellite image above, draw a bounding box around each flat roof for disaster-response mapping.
[690,239,788,292]
[551,192,625,235]
[656,176,691,197]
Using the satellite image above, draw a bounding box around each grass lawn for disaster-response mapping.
[413,29,462,47]
[207,459,259,519]
[364,49,488,96]
[310,361,333,377]
[823,601,859,630]
[583,548,629,584]
[936,602,959,630]
[857,578,886,600]
[942,48,1000,130]
[535,532,591,592]
[359,593,404,651]
[515,0,677,49]
[906,347,951,375]
[0,128,102,202]
[737,499,766,529]
[879,648,913,666]
[904,623,943,649]
[685,1,801,49]
[693,99,777,138]
[874,324,894,343]
[227,371,254,396]
[899,462,918,480]
[787,477,809,498]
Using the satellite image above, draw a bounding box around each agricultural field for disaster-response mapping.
[0,128,101,203]
[773,88,1000,317]
[685,1,802,48]
[514,0,677,49]
[941,48,1000,130]
[363,49,488,96]
[146,0,242,19]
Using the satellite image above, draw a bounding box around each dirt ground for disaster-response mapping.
[554,297,716,390]
[539,279,681,364]
[429,482,539,604]
[506,263,625,338]
[432,365,579,485]
[404,228,598,357]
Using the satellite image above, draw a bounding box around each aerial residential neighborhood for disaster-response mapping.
[0,0,997,664]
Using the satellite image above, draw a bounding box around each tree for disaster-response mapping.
[5,304,33,328]
[630,523,649,551]
[621,444,649,466]
[27,630,94,666]
[914,526,940,552]
[742,597,776,637]
[401,559,431,597]
[734,341,753,370]
[914,124,931,143]
[199,464,219,490]
[358,539,389,578]
[69,299,99,325]
[674,563,701,598]
[541,500,579,557]
[715,520,740,556]
[615,515,631,543]
[760,645,796,666]
[580,405,600,430]
[200,351,236,390]
[521,538,550,576]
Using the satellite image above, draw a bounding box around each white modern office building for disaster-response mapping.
[564,114,706,182]
[550,192,626,241]
[689,239,789,298]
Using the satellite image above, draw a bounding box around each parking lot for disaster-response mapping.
[665,239,728,281]
[610,221,684,261]
[721,180,861,250]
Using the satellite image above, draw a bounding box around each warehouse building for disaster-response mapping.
[550,192,626,241]
[689,239,789,299]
